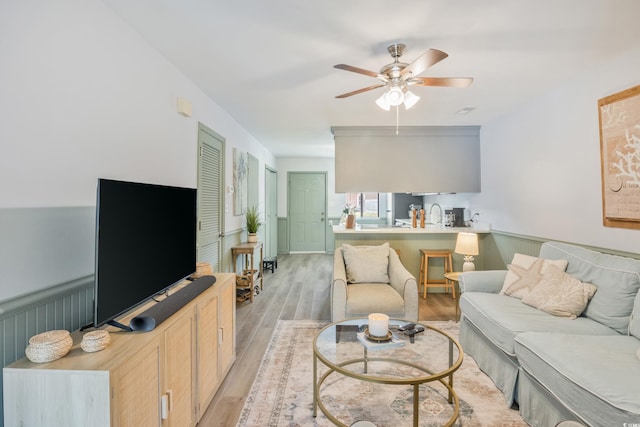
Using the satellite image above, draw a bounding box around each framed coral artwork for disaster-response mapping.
[598,84,640,230]
[233,148,248,216]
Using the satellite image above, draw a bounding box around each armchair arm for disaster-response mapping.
[331,248,348,321]
[459,270,507,294]
[388,249,418,321]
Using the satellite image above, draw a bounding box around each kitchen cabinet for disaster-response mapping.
[3,273,236,427]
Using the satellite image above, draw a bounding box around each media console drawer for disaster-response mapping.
[3,273,236,427]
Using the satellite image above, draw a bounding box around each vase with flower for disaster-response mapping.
[342,204,356,229]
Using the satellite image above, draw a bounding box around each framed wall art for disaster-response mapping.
[233,148,248,216]
[598,84,640,230]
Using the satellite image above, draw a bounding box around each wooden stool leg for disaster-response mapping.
[446,253,453,297]
[418,254,425,295]
[423,255,429,299]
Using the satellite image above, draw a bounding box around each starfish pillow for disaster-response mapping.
[499,253,568,299]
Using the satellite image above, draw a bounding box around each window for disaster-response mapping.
[346,193,379,218]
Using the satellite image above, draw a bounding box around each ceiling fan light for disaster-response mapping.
[375,93,391,111]
[386,87,404,106]
[403,90,420,109]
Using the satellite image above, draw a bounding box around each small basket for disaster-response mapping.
[81,330,111,353]
[25,330,73,363]
[192,262,214,279]
[236,274,251,288]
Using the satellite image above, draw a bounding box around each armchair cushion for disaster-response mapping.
[345,283,405,318]
[342,242,390,284]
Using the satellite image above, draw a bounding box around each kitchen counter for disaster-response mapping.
[332,222,491,283]
[332,223,491,234]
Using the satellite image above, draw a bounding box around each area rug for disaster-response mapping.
[237,320,527,426]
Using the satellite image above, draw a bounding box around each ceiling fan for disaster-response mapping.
[334,43,473,110]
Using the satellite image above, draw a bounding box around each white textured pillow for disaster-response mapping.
[500,253,569,299]
[521,265,597,318]
[342,243,390,284]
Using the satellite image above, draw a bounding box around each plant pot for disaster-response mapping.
[248,233,258,243]
[345,214,356,229]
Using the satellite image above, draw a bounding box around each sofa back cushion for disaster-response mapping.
[630,291,640,339]
[342,243,390,284]
[540,242,640,334]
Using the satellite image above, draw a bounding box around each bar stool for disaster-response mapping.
[418,249,454,299]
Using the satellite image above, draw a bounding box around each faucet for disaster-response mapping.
[428,203,443,224]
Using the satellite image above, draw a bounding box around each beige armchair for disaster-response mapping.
[331,243,419,322]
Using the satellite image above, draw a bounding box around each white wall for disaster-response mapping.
[0,0,274,300]
[426,48,640,253]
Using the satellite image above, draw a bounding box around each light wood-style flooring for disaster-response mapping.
[199,253,458,426]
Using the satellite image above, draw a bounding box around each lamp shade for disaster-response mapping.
[403,90,420,109]
[454,232,479,256]
[375,93,391,111]
[386,87,404,106]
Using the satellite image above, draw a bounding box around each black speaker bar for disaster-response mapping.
[130,275,217,331]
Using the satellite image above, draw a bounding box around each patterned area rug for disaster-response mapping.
[237,320,527,426]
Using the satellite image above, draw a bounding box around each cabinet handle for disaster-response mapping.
[218,327,223,345]
[161,394,169,420]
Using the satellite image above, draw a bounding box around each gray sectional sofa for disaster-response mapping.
[459,241,640,426]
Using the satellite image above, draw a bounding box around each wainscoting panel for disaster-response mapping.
[486,231,640,271]
[0,275,94,427]
[277,217,289,254]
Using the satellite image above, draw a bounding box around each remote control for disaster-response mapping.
[403,325,425,336]
[398,323,416,332]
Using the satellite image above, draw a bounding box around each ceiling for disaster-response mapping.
[101,0,640,158]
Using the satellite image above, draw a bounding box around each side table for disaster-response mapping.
[232,241,264,303]
[444,272,462,320]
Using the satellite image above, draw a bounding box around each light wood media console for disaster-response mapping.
[3,273,236,427]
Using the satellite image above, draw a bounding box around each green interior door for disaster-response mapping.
[288,172,326,252]
[197,124,224,271]
[265,167,278,259]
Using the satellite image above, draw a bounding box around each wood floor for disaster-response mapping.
[199,253,458,426]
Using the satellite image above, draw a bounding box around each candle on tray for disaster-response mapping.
[368,313,389,337]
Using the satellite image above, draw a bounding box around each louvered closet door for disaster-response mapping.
[197,124,224,272]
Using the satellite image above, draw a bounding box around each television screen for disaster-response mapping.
[94,178,197,328]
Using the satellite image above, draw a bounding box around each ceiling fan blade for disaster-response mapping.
[334,64,381,78]
[411,77,474,88]
[400,49,448,78]
[335,83,386,99]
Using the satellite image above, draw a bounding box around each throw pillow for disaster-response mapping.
[342,243,390,284]
[500,253,569,299]
[521,265,598,318]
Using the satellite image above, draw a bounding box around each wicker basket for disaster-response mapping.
[192,262,214,279]
[236,274,251,288]
[81,330,111,353]
[25,330,73,363]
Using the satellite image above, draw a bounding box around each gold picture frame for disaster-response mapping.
[598,84,640,230]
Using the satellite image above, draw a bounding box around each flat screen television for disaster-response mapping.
[93,178,197,329]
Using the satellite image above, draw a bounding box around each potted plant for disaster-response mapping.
[245,205,261,243]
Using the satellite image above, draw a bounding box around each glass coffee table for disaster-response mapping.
[313,318,463,427]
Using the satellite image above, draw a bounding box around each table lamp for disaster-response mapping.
[455,232,479,272]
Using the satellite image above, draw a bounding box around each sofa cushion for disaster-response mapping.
[521,265,597,318]
[540,242,640,334]
[460,292,618,356]
[515,333,640,425]
[500,253,568,299]
[630,291,640,340]
[342,243,390,284]
[345,283,405,317]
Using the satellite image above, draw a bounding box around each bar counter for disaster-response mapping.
[332,223,491,285]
